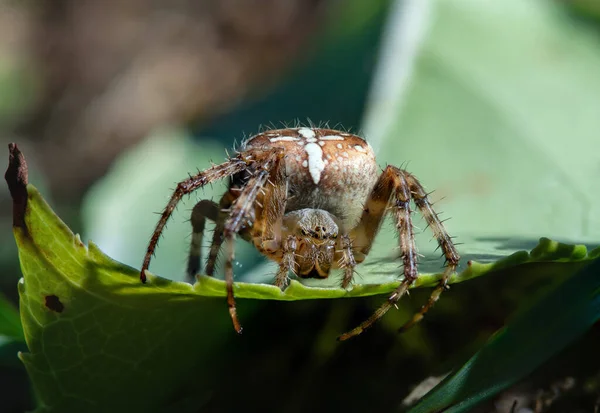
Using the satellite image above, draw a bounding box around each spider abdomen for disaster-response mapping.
[243,127,379,230]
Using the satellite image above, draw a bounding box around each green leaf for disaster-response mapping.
[13,182,599,412]
[15,184,236,412]
[407,257,600,413]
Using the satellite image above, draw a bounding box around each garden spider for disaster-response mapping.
[140,127,460,340]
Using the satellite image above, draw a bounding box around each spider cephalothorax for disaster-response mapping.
[140,127,460,339]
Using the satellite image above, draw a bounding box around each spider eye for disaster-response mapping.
[301,228,309,236]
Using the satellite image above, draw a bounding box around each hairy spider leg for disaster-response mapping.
[187,200,219,279]
[220,149,285,333]
[205,203,227,277]
[187,195,253,281]
[339,166,418,340]
[275,235,298,289]
[140,159,246,283]
[338,166,459,341]
[396,172,460,332]
[257,150,287,250]
[251,149,291,288]
[339,234,358,289]
[397,265,455,332]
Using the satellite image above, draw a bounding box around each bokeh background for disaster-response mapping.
[2,0,600,412]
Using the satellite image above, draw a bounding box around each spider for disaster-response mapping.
[140,127,460,340]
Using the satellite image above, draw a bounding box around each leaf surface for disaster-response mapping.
[14,182,600,412]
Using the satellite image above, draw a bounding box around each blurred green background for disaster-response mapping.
[2,0,600,412]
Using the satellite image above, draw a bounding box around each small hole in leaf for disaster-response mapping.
[44,295,64,313]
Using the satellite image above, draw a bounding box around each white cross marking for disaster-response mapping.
[319,135,345,141]
[269,136,300,142]
[298,128,316,139]
[304,142,325,184]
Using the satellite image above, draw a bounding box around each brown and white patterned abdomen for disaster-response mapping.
[242,127,379,230]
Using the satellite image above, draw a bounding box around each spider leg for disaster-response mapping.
[397,266,453,332]
[256,149,290,288]
[275,235,298,289]
[340,234,358,289]
[221,149,284,333]
[259,148,287,252]
[140,159,246,282]
[339,167,460,340]
[187,198,253,281]
[339,166,418,340]
[188,193,254,281]
[187,200,219,280]
[402,172,460,268]
[204,211,226,277]
[396,171,460,332]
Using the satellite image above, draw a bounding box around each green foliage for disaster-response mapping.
[11,182,599,412]
[408,257,600,412]
[16,185,235,412]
